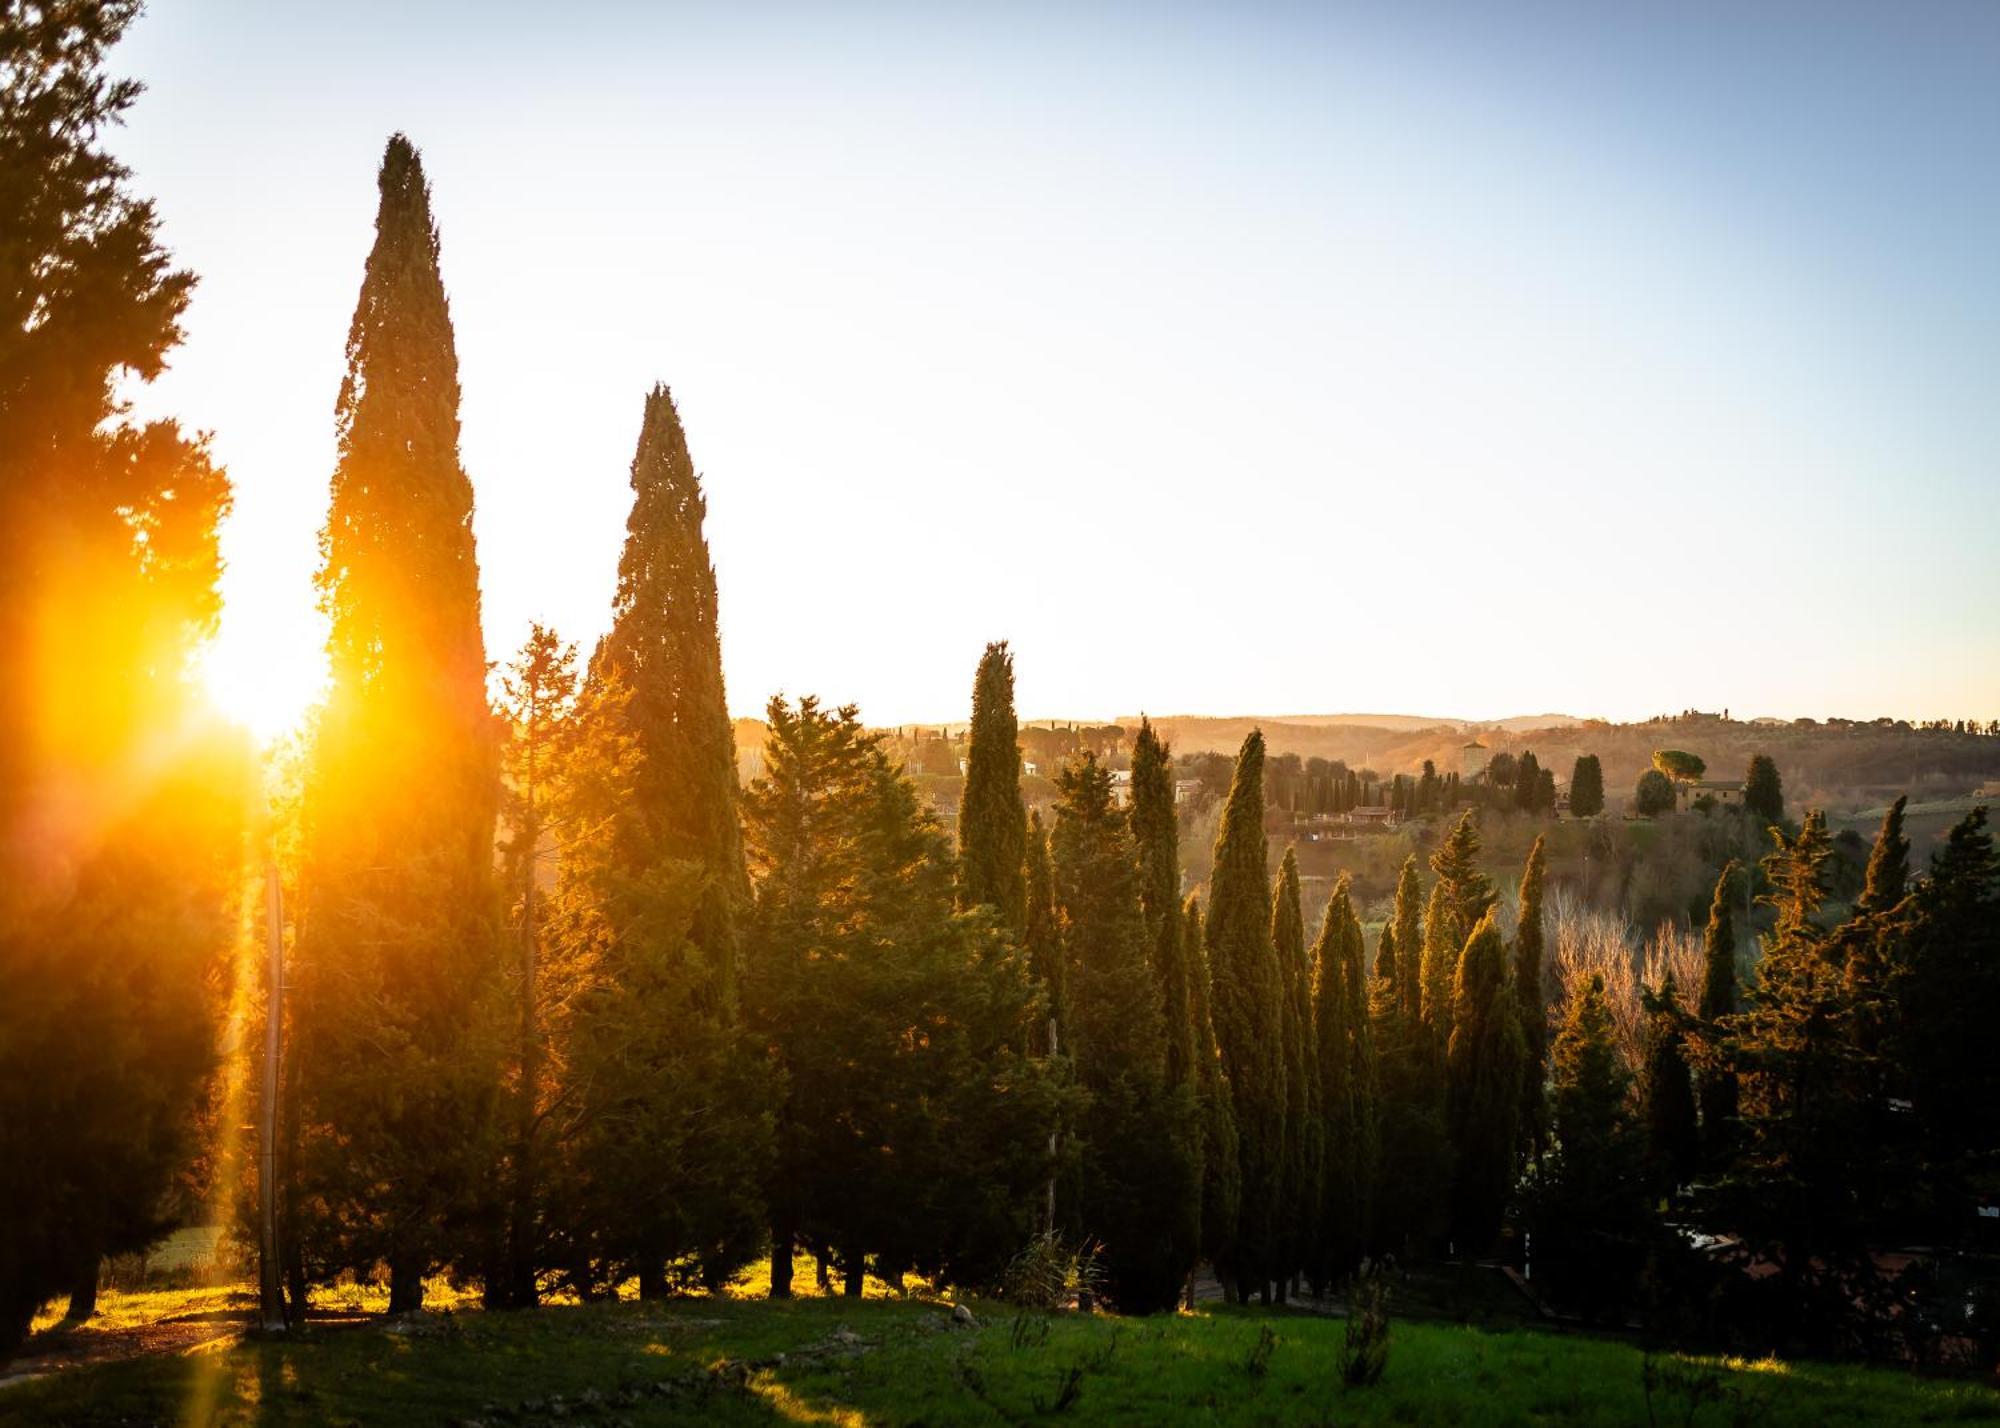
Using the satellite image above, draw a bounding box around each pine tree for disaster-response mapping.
[1744,753,1785,825]
[1530,974,1650,1318]
[496,625,579,1307]
[1514,836,1549,1156]
[1204,731,1286,1298]
[1857,795,1910,916]
[1446,911,1525,1252]
[1271,847,1319,1294]
[1051,754,1199,1313]
[1640,977,1699,1191]
[0,4,245,1348]
[1391,856,1425,1023]
[1696,862,1741,1157]
[293,135,504,1312]
[1431,811,1496,938]
[958,642,1027,928]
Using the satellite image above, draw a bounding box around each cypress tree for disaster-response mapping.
[1743,753,1785,825]
[1419,879,1460,1042]
[293,135,504,1312]
[1024,810,1063,1047]
[1271,847,1318,1295]
[1204,731,1286,1299]
[1446,910,1525,1252]
[1857,794,1910,915]
[1570,752,1606,816]
[1051,754,1198,1313]
[1514,836,1549,1156]
[1640,976,1699,1191]
[1515,752,1543,813]
[1311,879,1373,1287]
[1185,896,1242,1288]
[1697,862,1741,1156]
[958,642,1027,928]
[1131,719,1195,1086]
[1368,922,1451,1259]
[1392,856,1425,1023]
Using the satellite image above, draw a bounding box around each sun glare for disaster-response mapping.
[196,624,326,744]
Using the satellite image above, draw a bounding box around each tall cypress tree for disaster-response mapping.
[1640,976,1699,1191]
[1743,753,1785,825]
[1697,862,1741,1157]
[1184,896,1242,1289]
[958,642,1027,928]
[1568,755,1605,818]
[1857,795,1911,916]
[1312,878,1373,1286]
[1514,836,1549,1155]
[1431,810,1496,935]
[1204,731,1285,1299]
[1271,847,1318,1294]
[1419,879,1460,1043]
[1391,856,1425,1023]
[556,384,770,1296]
[1446,910,1525,1252]
[1024,810,1063,1047]
[1051,755,1198,1313]
[1131,719,1196,1086]
[294,135,503,1312]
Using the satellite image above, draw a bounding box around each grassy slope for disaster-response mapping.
[5,1293,1998,1427]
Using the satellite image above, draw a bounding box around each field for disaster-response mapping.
[5,1287,1998,1426]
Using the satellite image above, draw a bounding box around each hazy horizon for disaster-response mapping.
[109,1,2000,734]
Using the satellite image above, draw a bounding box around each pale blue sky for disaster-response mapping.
[113,1,1999,731]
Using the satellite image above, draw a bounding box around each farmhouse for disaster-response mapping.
[1678,778,1745,812]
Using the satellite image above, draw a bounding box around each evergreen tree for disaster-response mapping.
[1744,753,1785,825]
[1312,879,1374,1286]
[1391,856,1425,1023]
[1184,896,1242,1286]
[496,625,579,1307]
[1568,755,1605,818]
[1271,847,1319,1294]
[1446,911,1525,1252]
[1635,768,1675,816]
[1514,836,1549,1156]
[0,3,245,1347]
[958,642,1027,928]
[745,698,1056,1299]
[1131,719,1196,1086]
[1529,974,1650,1319]
[1368,919,1452,1258]
[1024,810,1063,1047]
[1419,879,1460,1043]
[1640,977,1699,1191]
[1515,752,1543,813]
[1430,811,1496,937]
[1857,795,1910,916]
[1051,755,1199,1313]
[1204,731,1286,1298]
[1696,862,1741,1157]
[292,135,504,1311]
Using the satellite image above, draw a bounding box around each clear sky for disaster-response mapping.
[112,1,1999,734]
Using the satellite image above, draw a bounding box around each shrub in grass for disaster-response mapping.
[1340,1271,1391,1387]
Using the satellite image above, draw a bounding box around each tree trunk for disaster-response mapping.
[1258,1280,1273,1306]
[843,1255,865,1298]
[0,1295,34,1358]
[638,1262,667,1300]
[815,1248,833,1292]
[769,1230,794,1299]
[66,1254,100,1322]
[387,1257,424,1314]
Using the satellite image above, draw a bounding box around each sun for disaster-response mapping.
[196,615,327,744]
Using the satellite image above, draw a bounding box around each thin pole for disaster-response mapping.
[258,841,287,1333]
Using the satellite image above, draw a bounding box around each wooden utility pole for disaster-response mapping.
[258,842,287,1333]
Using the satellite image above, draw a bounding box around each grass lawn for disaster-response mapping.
[5,1288,1999,1426]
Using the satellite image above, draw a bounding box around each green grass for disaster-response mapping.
[5,1291,1997,1426]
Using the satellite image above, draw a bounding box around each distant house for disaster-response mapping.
[1345,806,1401,828]
[1678,779,1745,812]
[1174,779,1200,806]
[1022,759,1040,778]
[1462,740,1490,781]
[1109,768,1133,808]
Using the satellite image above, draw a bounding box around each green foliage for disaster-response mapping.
[1417,879,1459,1044]
[1744,753,1785,824]
[1429,812,1496,943]
[1271,848,1320,1290]
[1203,732,1286,1291]
[1311,879,1374,1284]
[1651,750,1707,783]
[1051,754,1198,1313]
[1340,1272,1393,1386]
[1390,857,1424,1024]
[1531,975,1651,1320]
[292,135,505,1311]
[1183,897,1242,1275]
[0,0,245,1348]
[1856,795,1910,915]
[1024,811,1064,1042]
[1513,837,1549,1155]
[958,642,1027,929]
[1445,911,1525,1252]
[1696,862,1741,1158]
[1130,719,1196,1089]
[1634,768,1675,816]
[746,696,1057,1298]
[1640,978,1699,1191]
[1568,754,1605,818]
